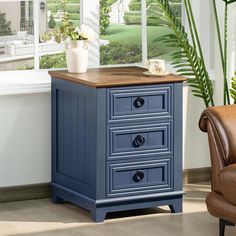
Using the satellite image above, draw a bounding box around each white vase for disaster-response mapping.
[66,40,88,73]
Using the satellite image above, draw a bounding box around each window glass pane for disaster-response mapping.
[39,0,80,69]
[147,0,182,60]
[100,0,142,65]
[0,0,34,71]
[21,2,25,21]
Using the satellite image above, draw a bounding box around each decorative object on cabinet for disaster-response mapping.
[52,14,95,73]
[49,66,186,222]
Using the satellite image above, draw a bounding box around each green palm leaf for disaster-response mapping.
[230,73,236,103]
[224,0,236,5]
[153,0,214,107]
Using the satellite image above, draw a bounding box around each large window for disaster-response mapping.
[100,0,142,65]
[0,0,182,72]
[0,0,80,71]
[100,0,182,65]
[0,0,34,71]
[39,0,80,69]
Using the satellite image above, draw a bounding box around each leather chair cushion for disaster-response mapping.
[219,164,236,206]
[206,192,236,224]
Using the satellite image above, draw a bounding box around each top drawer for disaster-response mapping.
[107,85,173,122]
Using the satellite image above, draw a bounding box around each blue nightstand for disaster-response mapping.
[50,66,186,222]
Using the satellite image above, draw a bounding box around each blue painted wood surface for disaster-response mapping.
[51,78,184,222]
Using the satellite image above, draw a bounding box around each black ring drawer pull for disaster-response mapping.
[133,171,145,182]
[133,135,145,147]
[133,97,145,108]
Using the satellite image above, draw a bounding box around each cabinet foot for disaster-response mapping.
[91,208,107,223]
[51,194,64,204]
[169,199,183,213]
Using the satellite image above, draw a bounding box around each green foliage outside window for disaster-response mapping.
[48,14,56,29]
[40,53,66,69]
[0,12,12,35]
[100,0,111,35]
[128,0,181,18]
[124,11,181,25]
[100,41,166,65]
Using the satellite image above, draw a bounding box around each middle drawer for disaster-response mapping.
[107,122,173,160]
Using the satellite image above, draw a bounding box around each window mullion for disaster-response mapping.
[141,0,147,64]
[81,0,100,68]
[34,0,40,71]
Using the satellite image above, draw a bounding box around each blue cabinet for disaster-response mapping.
[50,67,185,222]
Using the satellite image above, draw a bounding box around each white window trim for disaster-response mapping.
[141,0,147,64]
[34,0,40,71]
[0,70,51,95]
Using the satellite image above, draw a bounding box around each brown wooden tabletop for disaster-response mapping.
[49,66,186,88]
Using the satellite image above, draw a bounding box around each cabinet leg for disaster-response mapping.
[91,208,107,223]
[169,198,183,213]
[51,194,64,204]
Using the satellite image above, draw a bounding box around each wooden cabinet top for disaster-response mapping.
[49,66,186,88]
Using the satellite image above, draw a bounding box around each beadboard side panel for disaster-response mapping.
[52,78,106,199]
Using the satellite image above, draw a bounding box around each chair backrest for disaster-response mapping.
[199,105,236,192]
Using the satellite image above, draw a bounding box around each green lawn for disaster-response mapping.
[101,24,172,45]
[72,20,80,26]
[101,24,178,61]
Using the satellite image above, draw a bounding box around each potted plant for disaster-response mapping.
[57,14,95,73]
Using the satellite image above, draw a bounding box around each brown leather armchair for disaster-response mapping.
[199,105,236,236]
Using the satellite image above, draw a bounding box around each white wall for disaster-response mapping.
[183,0,236,169]
[0,93,51,187]
[183,86,211,169]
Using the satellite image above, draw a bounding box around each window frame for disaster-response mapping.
[0,0,219,95]
[99,0,185,69]
[0,0,184,73]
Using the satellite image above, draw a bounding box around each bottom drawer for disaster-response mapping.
[107,158,173,197]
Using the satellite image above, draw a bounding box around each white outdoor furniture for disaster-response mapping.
[0,31,65,57]
[0,41,5,53]
[5,44,34,56]
[5,41,65,56]
[0,32,31,56]
[0,31,27,45]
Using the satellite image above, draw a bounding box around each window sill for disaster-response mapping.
[0,71,51,96]
[0,67,216,96]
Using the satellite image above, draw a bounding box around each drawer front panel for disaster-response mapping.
[107,158,172,197]
[108,85,172,122]
[108,122,172,159]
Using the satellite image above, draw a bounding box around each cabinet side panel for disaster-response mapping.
[52,78,97,198]
[173,83,183,191]
[56,90,86,182]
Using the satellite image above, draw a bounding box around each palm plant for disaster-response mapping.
[213,0,236,105]
[230,72,236,103]
[151,0,235,107]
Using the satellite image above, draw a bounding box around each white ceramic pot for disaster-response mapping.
[66,40,88,73]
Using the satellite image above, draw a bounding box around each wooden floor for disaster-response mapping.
[0,183,235,236]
